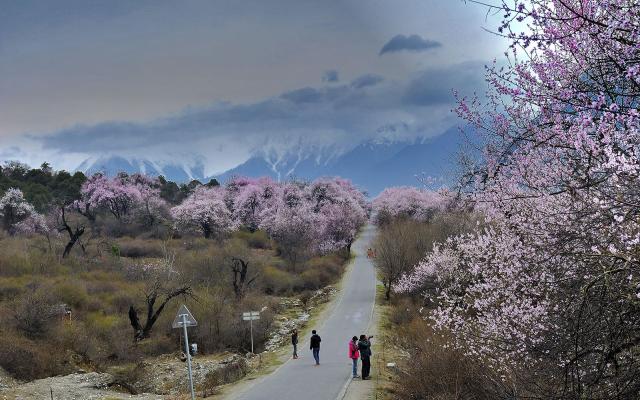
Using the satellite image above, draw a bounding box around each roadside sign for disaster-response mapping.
[242,311,260,321]
[172,304,197,400]
[242,311,260,353]
[172,304,198,329]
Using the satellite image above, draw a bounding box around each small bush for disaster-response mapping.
[261,265,297,295]
[12,288,59,339]
[0,333,69,380]
[0,277,26,301]
[116,239,164,258]
[199,360,248,395]
[52,281,89,309]
[393,317,505,399]
[234,230,271,249]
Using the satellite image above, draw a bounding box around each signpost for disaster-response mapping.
[172,305,197,400]
[242,311,260,354]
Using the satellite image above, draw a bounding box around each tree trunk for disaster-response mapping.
[231,257,256,299]
[63,228,84,258]
[128,286,192,341]
[59,205,85,258]
[203,224,212,239]
[384,279,392,300]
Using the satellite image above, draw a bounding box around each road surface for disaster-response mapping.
[228,224,377,400]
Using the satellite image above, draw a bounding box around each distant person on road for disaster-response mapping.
[292,328,299,359]
[349,336,360,378]
[310,330,322,365]
[358,334,373,379]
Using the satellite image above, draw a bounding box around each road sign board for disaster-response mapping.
[242,311,260,320]
[242,311,259,317]
[242,311,260,354]
[172,304,198,329]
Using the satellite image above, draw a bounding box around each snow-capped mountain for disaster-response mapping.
[77,156,208,183]
[217,126,466,194]
[76,126,468,195]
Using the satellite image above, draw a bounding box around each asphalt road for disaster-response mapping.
[228,224,377,400]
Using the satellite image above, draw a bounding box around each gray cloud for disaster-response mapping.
[31,63,485,172]
[403,62,485,106]
[350,74,384,89]
[379,34,441,55]
[322,70,339,83]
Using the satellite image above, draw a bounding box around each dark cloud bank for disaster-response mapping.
[36,62,485,159]
[379,34,441,55]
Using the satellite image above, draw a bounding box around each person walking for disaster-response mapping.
[358,334,373,379]
[310,330,321,365]
[291,328,299,359]
[348,336,360,378]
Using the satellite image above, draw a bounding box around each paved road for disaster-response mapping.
[228,225,377,400]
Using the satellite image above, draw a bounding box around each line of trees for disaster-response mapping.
[0,164,369,263]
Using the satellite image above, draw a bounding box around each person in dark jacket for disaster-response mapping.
[358,334,373,379]
[310,330,321,365]
[291,328,299,359]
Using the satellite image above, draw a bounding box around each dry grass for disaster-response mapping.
[0,230,351,384]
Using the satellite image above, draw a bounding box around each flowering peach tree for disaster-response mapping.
[397,1,640,397]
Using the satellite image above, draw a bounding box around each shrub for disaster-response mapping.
[116,238,164,258]
[0,333,69,380]
[0,277,26,301]
[394,318,505,400]
[261,265,297,295]
[12,288,59,339]
[86,312,120,337]
[52,281,89,309]
[199,359,249,396]
[301,254,344,289]
[233,229,271,249]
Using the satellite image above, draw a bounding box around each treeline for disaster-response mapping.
[0,160,217,211]
[0,161,368,262]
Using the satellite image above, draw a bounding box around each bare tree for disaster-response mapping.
[375,216,475,300]
[127,249,193,341]
[230,256,257,299]
[375,221,422,300]
[57,205,86,258]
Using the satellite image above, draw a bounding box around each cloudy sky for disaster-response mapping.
[0,0,504,175]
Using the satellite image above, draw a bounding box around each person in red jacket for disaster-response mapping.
[348,336,360,378]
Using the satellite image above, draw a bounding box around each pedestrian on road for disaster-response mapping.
[291,328,299,359]
[310,330,321,365]
[358,334,373,379]
[348,336,360,378]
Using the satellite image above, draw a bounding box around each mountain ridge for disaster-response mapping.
[76,126,466,195]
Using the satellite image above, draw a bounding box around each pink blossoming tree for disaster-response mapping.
[372,186,447,225]
[0,188,48,236]
[170,186,233,239]
[398,1,640,397]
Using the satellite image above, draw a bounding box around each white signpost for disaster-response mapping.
[172,305,197,400]
[242,311,260,354]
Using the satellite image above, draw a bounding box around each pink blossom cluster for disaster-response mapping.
[0,188,49,236]
[78,172,168,223]
[398,1,640,395]
[170,186,233,239]
[371,186,447,225]
[171,176,368,254]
